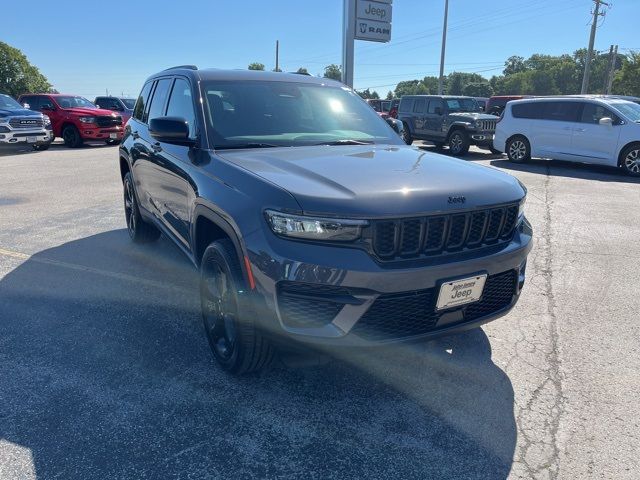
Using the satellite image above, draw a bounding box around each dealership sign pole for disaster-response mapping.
[342,0,392,88]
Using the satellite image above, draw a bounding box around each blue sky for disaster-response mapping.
[2,0,638,99]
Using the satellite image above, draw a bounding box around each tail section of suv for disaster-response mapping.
[0,93,53,150]
[119,67,532,374]
[397,95,500,155]
[494,96,640,176]
[18,94,123,147]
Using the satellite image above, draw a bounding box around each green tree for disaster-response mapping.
[446,72,486,95]
[462,82,494,98]
[0,41,53,97]
[386,90,394,100]
[248,62,265,71]
[296,67,309,75]
[613,51,640,96]
[323,64,342,81]
[357,88,379,99]
[503,56,526,76]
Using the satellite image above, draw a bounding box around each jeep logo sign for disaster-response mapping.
[354,0,392,43]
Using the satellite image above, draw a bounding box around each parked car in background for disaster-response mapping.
[19,94,124,147]
[94,96,135,125]
[388,98,400,118]
[486,95,532,116]
[494,97,640,176]
[0,93,53,150]
[366,99,391,118]
[397,95,500,155]
[119,66,532,374]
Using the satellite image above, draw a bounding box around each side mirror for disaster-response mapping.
[599,117,613,126]
[149,116,194,145]
[41,104,55,111]
[434,107,443,115]
[22,103,31,109]
[385,117,403,136]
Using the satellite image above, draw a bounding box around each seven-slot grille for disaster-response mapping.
[96,115,122,127]
[9,117,44,129]
[476,119,497,131]
[370,204,519,260]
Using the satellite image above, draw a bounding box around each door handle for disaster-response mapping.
[152,142,162,153]
[574,128,586,132]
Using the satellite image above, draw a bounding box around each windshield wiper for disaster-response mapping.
[216,142,281,150]
[313,139,374,146]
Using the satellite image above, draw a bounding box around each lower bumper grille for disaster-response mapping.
[278,283,349,328]
[351,269,517,341]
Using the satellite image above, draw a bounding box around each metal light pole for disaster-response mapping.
[342,0,356,87]
[437,0,449,95]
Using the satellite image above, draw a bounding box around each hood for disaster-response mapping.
[62,107,120,117]
[449,112,499,121]
[218,145,525,217]
[0,107,42,117]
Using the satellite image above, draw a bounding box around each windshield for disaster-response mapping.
[612,102,640,123]
[0,94,23,110]
[446,98,481,112]
[120,98,136,109]
[202,81,402,149]
[55,96,97,109]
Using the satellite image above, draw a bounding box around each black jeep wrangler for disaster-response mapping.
[397,95,500,155]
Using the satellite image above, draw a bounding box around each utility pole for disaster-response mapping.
[275,40,280,72]
[605,44,618,94]
[581,0,609,94]
[437,0,449,95]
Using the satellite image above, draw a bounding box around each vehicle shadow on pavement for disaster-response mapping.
[0,230,516,479]
[490,158,640,184]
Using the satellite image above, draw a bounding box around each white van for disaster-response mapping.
[494,97,640,176]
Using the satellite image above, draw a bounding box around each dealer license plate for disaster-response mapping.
[27,136,37,143]
[109,133,118,139]
[436,274,487,310]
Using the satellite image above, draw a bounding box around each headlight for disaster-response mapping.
[43,115,51,127]
[265,210,367,241]
[518,196,526,220]
[79,116,97,124]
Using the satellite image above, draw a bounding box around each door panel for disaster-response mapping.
[529,101,581,160]
[425,99,446,141]
[570,103,621,165]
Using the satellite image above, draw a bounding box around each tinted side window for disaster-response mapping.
[399,98,414,112]
[97,97,121,110]
[21,96,39,110]
[166,78,196,137]
[147,79,172,122]
[133,82,153,122]
[580,103,620,124]
[427,99,443,114]
[541,101,581,122]
[512,103,537,119]
[413,98,426,113]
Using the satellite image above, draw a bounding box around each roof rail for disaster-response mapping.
[162,65,198,71]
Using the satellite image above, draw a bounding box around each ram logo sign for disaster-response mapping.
[354,0,392,43]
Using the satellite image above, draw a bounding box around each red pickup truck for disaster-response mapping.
[18,93,123,147]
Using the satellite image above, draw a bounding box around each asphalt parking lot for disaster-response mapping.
[1,140,639,480]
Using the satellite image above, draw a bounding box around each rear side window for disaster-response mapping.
[427,99,443,114]
[166,78,196,137]
[399,98,414,113]
[512,103,541,119]
[580,103,619,124]
[541,101,581,122]
[133,82,153,122]
[147,79,172,122]
[413,98,426,113]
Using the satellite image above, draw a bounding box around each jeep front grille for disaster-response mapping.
[477,119,497,131]
[369,203,519,260]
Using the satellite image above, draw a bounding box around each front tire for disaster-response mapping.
[506,136,531,163]
[200,239,274,374]
[123,172,160,243]
[620,143,640,177]
[62,125,83,148]
[401,123,413,145]
[448,130,470,156]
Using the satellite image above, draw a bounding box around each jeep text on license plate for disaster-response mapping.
[436,274,487,310]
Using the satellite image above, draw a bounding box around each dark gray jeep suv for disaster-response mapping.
[397,95,501,155]
[119,67,532,374]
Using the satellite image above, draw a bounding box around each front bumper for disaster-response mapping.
[246,217,533,347]
[77,125,123,141]
[0,128,53,145]
[469,132,495,146]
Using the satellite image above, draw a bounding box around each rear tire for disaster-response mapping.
[401,123,413,145]
[620,143,640,177]
[200,239,274,374]
[123,172,161,243]
[506,136,531,163]
[62,125,83,148]
[448,130,470,156]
